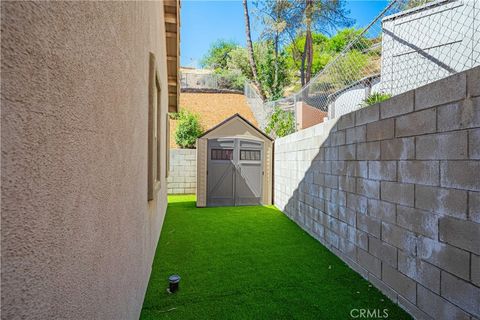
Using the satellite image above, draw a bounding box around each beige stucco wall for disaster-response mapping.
[1,2,170,319]
[196,117,273,207]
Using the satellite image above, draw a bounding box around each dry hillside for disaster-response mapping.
[170,92,258,148]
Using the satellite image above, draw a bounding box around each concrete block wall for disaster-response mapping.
[274,67,480,319]
[167,149,196,194]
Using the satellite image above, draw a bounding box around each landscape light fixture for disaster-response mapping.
[168,274,181,293]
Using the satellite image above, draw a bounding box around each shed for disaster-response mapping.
[196,114,273,207]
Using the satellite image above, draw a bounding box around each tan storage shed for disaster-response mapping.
[196,114,273,207]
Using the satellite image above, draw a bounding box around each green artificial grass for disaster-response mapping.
[140,195,412,319]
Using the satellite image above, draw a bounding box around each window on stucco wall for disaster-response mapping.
[148,53,162,201]
[166,116,170,178]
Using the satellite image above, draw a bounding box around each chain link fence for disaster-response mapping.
[244,81,270,128]
[180,70,245,92]
[180,71,220,90]
[260,0,479,132]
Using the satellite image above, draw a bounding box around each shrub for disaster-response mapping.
[169,112,180,120]
[265,107,295,138]
[174,110,203,149]
[215,69,246,91]
[360,92,392,107]
[335,50,370,85]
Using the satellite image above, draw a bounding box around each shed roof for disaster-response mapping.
[198,113,273,141]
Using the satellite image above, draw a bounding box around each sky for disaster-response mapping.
[180,0,389,68]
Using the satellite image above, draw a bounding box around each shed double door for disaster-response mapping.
[207,138,263,206]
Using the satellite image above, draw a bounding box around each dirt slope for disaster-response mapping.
[170,92,258,148]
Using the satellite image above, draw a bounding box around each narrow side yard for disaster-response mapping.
[140,195,411,319]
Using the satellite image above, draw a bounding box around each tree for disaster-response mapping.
[227,47,252,79]
[283,27,372,91]
[334,49,370,85]
[200,42,250,91]
[200,2,357,98]
[215,69,247,91]
[174,110,203,149]
[285,32,329,78]
[265,107,295,138]
[200,40,237,70]
[302,0,314,85]
[256,41,290,100]
[296,0,353,85]
[243,0,265,100]
[326,28,368,53]
[254,0,299,95]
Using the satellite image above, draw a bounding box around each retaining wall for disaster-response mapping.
[274,67,480,319]
[167,149,196,194]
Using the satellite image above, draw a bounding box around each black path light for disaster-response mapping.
[168,274,181,293]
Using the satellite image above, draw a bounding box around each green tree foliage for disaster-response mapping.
[201,27,378,113]
[254,0,300,98]
[255,0,298,45]
[243,0,266,99]
[256,42,290,100]
[334,49,370,85]
[215,69,247,91]
[200,41,251,91]
[285,33,330,76]
[297,0,353,85]
[265,107,295,138]
[227,47,253,79]
[174,110,204,149]
[285,28,371,82]
[326,28,369,52]
[201,40,291,97]
[200,40,238,70]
